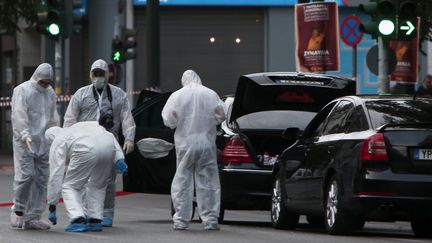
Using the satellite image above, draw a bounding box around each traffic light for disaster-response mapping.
[121,27,137,61]
[397,0,418,39]
[63,0,84,38]
[111,28,137,64]
[36,0,64,38]
[359,0,420,40]
[359,0,397,39]
[111,38,123,63]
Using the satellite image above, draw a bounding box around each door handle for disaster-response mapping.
[305,148,311,157]
[327,146,335,155]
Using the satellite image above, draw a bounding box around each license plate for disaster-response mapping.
[414,149,432,160]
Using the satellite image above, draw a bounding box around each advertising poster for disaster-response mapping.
[389,37,419,84]
[295,2,339,72]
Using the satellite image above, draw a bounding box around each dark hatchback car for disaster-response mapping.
[215,72,355,219]
[271,95,432,237]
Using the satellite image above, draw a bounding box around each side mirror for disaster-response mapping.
[282,127,301,140]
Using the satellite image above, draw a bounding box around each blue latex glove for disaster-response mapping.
[48,210,57,225]
[116,159,128,174]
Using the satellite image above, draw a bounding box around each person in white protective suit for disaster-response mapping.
[162,69,226,230]
[45,118,127,232]
[63,59,136,227]
[10,63,60,230]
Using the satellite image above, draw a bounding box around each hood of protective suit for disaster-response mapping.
[181,70,202,87]
[45,126,62,143]
[30,63,53,83]
[89,59,109,81]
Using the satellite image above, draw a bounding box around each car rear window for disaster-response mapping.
[366,99,432,129]
[234,110,316,130]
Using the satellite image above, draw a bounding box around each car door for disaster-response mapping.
[123,92,176,194]
[283,102,338,206]
[304,100,354,208]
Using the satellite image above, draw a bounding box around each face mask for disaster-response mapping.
[36,83,48,92]
[92,77,106,90]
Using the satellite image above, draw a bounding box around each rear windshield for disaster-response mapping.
[366,99,432,129]
[232,110,316,130]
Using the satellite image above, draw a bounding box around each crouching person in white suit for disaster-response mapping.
[45,116,127,232]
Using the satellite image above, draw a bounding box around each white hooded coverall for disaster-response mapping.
[11,63,60,221]
[63,59,136,219]
[46,121,124,221]
[162,70,226,228]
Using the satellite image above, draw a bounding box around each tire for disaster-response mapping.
[270,175,299,229]
[411,218,432,238]
[324,175,361,235]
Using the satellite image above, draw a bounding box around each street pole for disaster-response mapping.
[353,45,357,81]
[126,0,135,104]
[54,38,64,125]
[377,36,390,94]
[146,0,160,88]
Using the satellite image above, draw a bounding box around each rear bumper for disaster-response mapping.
[343,195,432,221]
[343,171,432,220]
[219,167,272,210]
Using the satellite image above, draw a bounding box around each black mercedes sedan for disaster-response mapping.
[271,95,432,237]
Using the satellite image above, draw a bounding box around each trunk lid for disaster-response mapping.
[229,72,356,123]
[379,124,432,174]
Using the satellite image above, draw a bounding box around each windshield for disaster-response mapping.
[366,99,432,129]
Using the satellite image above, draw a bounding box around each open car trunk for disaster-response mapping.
[226,72,356,166]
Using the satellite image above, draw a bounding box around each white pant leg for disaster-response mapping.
[171,148,195,227]
[25,155,49,221]
[195,146,220,226]
[87,154,113,220]
[62,151,96,221]
[103,163,116,218]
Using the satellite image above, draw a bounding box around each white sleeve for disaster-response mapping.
[112,134,125,163]
[47,138,68,206]
[11,87,31,141]
[214,98,227,124]
[63,91,81,127]
[119,92,136,142]
[161,94,178,129]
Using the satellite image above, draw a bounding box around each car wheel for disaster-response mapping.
[411,218,432,238]
[324,175,359,235]
[271,175,299,229]
[306,215,325,228]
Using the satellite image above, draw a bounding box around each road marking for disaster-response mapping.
[0,191,135,207]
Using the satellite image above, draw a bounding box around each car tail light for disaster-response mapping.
[220,137,253,163]
[360,133,388,161]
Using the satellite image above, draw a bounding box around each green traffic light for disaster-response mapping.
[378,19,395,36]
[400,20,415,35]
[113,51,121,62]
[47,23,60,36]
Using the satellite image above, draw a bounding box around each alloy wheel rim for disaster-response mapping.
[326,180,338,227]
[271,178,281,223]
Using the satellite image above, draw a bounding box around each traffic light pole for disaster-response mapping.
[377,36,390,94]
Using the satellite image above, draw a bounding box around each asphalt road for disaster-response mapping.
[0,166,430,243]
